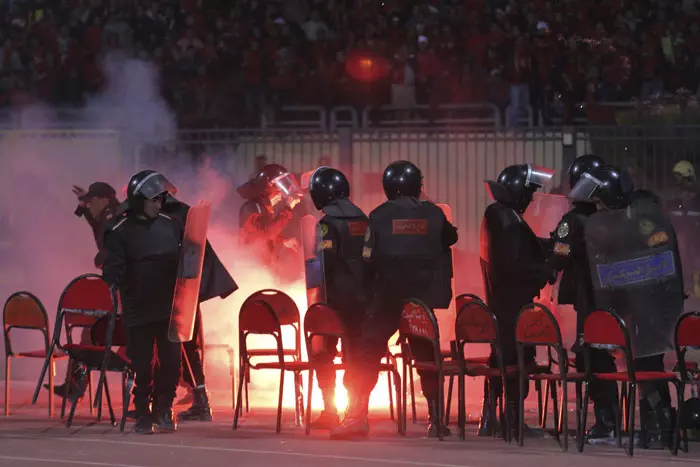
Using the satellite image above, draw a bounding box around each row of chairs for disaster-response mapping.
[401,295,700,457]
[4,274,236,429]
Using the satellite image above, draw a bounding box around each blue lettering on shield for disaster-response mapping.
[596,250,676,288]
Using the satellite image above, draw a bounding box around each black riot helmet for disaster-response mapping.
[126,170,177,213]
[568,154,605,189]
[485,163,555,213]
[308,166,350,210]
[568,164,627,210]
[382,160,422,200]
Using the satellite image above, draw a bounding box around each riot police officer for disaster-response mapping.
[549,155,619,442]
[103,170,183,435]
[331,160,457,440]
[570,164,683,450]
[305,167,370,429]
[480,163,556,437]
[238,163,309,283]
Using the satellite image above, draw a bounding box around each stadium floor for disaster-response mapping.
[0,382,697,467]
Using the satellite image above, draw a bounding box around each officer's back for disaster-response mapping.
[319,197,369,310]
[364,161,456,310]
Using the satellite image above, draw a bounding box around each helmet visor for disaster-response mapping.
[568,172,602,203]
[525,165,555,188]
[133,172,178,199]
[271,172,302,199]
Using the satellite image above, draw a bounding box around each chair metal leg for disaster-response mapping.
[305,368,314,436]
[233,361,246,430]
[392,369,404,435]
[387,368,395,421]
[4,356,10,416]
[550,379,560,443]
[561,381,569,452]
[103,378,116,426]
[409,363,417,423]
[445,375,454,426]
[672,380,682,456]
[88,371,94,416]
[48,359,55,419]
[627,384,636,457]
[437,370,445,442]
[540,380,548,428]
[518,374,525,446]
[276,369,284,434]
[401,353,408,434]
[578,382,590,453]
[458,370,466,440]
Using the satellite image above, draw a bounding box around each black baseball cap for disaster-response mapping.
[79,182,117,201]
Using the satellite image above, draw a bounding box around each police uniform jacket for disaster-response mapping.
[549,203,597,331]
[316,198,369,313]
[362,196,457,311]
[103,212,183,327]
[480,201,552,317]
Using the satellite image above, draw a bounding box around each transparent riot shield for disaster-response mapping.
[436,203,457,347]
[522,192,571,238]
[522,192,575,346]
[168,201,211,342]
[301,214,326,308]
[585,202,684,357]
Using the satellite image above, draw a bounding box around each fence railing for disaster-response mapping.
[0,102,641,131]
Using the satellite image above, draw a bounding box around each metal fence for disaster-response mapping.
[137,125,700,256]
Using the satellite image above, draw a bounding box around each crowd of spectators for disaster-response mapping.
[1,0,699,128]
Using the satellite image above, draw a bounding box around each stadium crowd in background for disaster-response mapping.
[1,0,699,128]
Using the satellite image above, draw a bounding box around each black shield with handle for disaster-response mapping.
[585,201,684,358]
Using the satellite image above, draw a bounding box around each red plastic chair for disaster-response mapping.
[303,302,403,435]
[398,298,460,440]
[579,309,681,456]
[3,291,68,418]
[90,314,132,431]
[234,299,309,433]
[240,289,304,424]
[515,303,586,451]
[31,274,120,428]
[454,297,514,442]
[674,311,700,453]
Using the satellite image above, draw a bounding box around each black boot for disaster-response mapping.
[478,381,501,437]
[154,400,177,433]
[45,366,86,399]
[329,394,370,440]
[585,406,616,444]
[133,399,153,435]
[426,398,452,438]
[310,389,339,429]
[509,401,544,440]
[644,404,674,450]
[177,387,213,422]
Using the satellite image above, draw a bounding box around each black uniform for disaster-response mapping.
[313,198,369,412]
[480,202,551,399]
[355,196,456,405]
[549,203,618,434]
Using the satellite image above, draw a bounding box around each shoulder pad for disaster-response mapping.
[111,217,128,232]
[486,203,520,230]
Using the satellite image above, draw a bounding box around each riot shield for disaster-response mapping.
[168,201,211,342]
[522,192,571,238]
[301,214,326,307]
[436,203,457,347]
[585,203,684,358]
[522,193,575,346]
